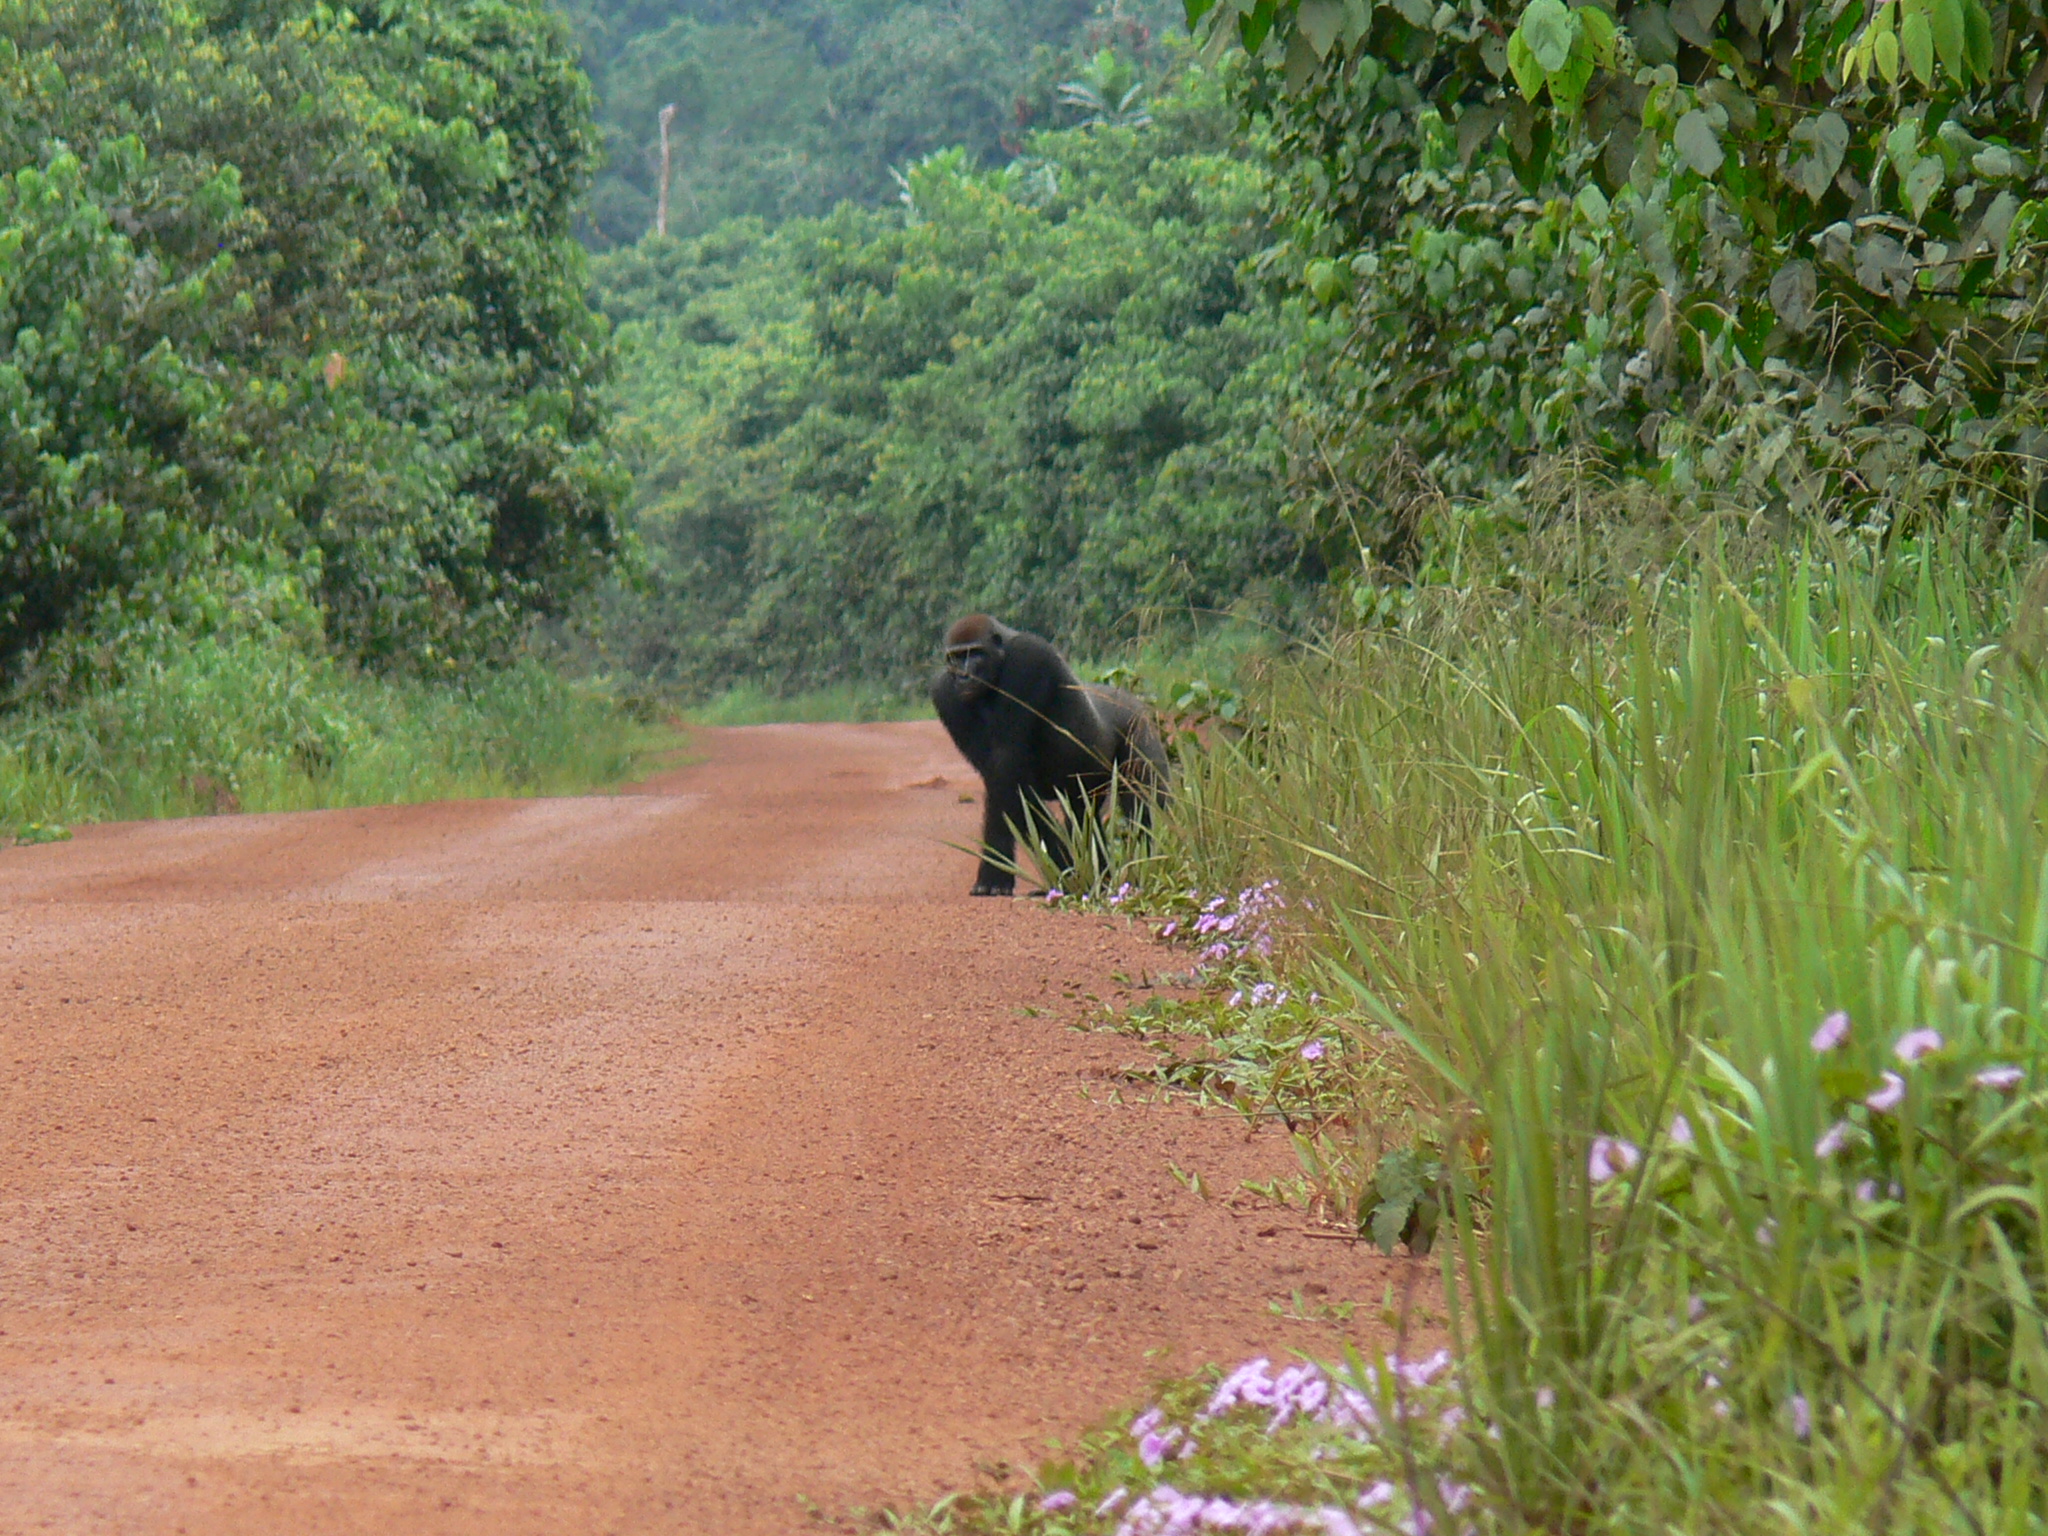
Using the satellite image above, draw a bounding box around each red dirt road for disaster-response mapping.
[0,723,1407,1534]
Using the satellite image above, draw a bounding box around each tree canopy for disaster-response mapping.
[0,0,626,693]
[583,61,1314,694]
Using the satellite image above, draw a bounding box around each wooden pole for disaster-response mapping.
[655,103,678,238]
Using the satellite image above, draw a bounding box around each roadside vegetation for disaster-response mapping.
[906,509,2048,1536]
[0,634,667,842]
[0,0,661,833]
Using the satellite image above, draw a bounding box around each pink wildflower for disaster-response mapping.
[1391,1348,1452,1388]
[1894,1029,1943,1063]
[1811,1010,1851,1052]
[1974,1064,2024,1090]
[1865,1071,1906,1113]
[1814,1121,1852,1159]
[1301,1040,1326,1061]
[1038,1489,1078,1512]
[1789,1394,1812,1441]
[1588,1136,1642,1184]
[1668,1113,1694,1148]
[1359,1482,1396,1510]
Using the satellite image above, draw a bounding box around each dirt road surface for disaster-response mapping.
[0,722,1410,1534]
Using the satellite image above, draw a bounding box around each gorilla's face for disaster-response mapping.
[944,635,1003,701]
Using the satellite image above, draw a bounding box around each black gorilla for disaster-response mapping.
[930,614,1169,897]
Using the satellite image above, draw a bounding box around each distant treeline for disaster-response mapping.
[558,0,1181,249]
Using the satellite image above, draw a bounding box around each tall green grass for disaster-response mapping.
[1148,525,2048,1528]
[0,636,673,836]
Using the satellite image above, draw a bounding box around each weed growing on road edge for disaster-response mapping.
[0,636,674,835]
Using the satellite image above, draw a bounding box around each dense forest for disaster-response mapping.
[583,60,1318,694]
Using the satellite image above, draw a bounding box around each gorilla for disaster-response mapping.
[930,614,1169,897]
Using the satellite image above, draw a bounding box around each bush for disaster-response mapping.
[0,634,664,836]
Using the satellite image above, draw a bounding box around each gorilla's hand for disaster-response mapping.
[969,875,1015,897]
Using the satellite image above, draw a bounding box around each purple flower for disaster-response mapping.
[1095,1487,1128,1517]
[1044,888,1064,903]
[1755,1218,1778,1248]
[1668,1113,1694,1148]
[1038,1489,1078,1512]
[1588,1136,1642,1184]
[1789,1394,1812,1441]
[1129,1406,1164,1438]
[1535,1385,1556,1408]
[1811,1010,1851,1053]
[1687,1294,1707,1323]
[1391,1348,1452,1388]
[1894,1028,1943,1064]
[1814,1120,1852,1159]
[1854,1178,1880,1203]
[1974,1064,2024,1090]
[1301,1039,1326,1061]
[1137,1425,1182,1468]
[1865,1071,1906,1113]
[1158,920,1179,939]
[1359,1482,1396,1510]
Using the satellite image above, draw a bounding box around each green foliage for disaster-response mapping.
[1126,502,2048,1527]
[560,0,1183,248]
[1186,0,2048,562]
[582,64,1317,697]
[0,632,666,836]
[0,0,627,690]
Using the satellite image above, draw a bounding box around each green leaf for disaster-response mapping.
[1769,258,1818,331]
[1284,27,1321,87]
[1520,0,1578,72]
[1670,0,1724,47]
[1673,108,1724,176]
[1295,0,1346,55]
[1783,110,1848,200]
[1874,26,1900,80]
[1963,0,1993,76]
[1976,189,2019,259]
[1184,0,1219,27]
[1629,2,1681,63]
[1507,27,1546,99]
[1304,257,1347,304]
[1550,46,1597,110]
[1904,153,1944,220]
[1577,4,1619,63]
[1929,0,1965,76]
[1972,145,2016,179]
[1901,7,1934,84]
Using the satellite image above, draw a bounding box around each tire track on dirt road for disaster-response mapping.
[0,721,1407,1534]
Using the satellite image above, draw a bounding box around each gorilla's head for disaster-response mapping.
[942,614,1012,702]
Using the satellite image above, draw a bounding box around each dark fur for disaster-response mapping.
[930,614,1169,896]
